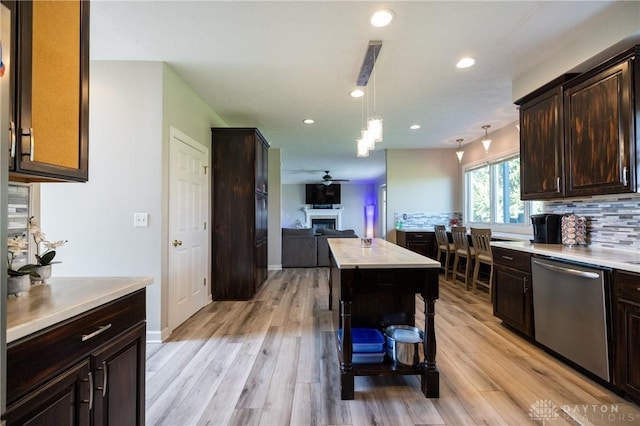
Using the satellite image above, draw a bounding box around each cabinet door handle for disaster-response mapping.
[95,360,108,397]
[9,121,15,158]
[21,127,34,161]
[81,371,94,410]
[623,166,628,186]
[81,324,112,341]
[556,177,560,192]
[523,277,528,293]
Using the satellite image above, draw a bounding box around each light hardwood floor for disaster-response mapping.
[146,268,640,426]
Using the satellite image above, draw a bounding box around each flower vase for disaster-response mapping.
[8,275,31,296]
[30,265,52,285]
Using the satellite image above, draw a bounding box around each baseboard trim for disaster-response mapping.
[269,264,283,271]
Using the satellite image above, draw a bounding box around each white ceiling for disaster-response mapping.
[90,1,632,184]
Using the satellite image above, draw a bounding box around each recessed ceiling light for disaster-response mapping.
[456,57,476,69]
[370,9,394,27]
[303,119,315,124]
[409,124,421,130]
[350,89,365,98]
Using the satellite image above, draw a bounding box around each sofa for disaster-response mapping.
[281,228,358,267]
[282,228,317,268]
[316,229,358,266]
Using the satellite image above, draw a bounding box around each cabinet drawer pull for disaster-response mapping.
[501,256,514,261]
[82,324,112,341]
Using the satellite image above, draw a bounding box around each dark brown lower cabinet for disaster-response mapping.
[492,247,534,338]
[4,289,146,426]
[4,360,91,426]
[613,270,640,403]
[396,230,438,260]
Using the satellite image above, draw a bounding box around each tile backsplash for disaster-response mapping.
[545,195,640,250]
[394,212,462,229]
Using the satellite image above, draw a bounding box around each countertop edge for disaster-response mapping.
[491,241,640,274]
[7,276,153,343]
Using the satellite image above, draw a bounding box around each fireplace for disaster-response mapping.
[303,207,343,230]
[312,218,336,234]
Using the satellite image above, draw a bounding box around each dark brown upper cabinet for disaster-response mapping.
[518,76,573,200]
[9,0,89,182]
[564,54,636,197]
[517,45,639,200]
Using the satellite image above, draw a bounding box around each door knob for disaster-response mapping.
[172,240,183,247]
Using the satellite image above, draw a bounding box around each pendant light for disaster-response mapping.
[367,43,383,143]
[455,139,464,163]
[481,124,492,153]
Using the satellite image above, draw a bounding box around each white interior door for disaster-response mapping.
[168,127,209,332]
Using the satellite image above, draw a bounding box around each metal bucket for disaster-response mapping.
[384,325,424,366]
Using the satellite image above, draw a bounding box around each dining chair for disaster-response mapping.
[434,225,454,281]
[470,227,493,298]
[451,226,474,290]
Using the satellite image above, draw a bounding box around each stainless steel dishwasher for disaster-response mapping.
[531,257,610,381]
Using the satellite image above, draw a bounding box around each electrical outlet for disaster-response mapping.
[134,212,149,228]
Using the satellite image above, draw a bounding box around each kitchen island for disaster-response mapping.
[328,238,440,400]
[4,276,152,425]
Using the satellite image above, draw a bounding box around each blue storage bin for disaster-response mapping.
[352,351,385,364]
[337,328,385,353]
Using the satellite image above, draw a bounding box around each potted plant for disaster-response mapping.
[7,235,39,296]
[29,217,67,284]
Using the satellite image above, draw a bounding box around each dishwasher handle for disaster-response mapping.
[532,259,600,279]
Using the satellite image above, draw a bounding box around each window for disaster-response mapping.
[465,155,542,227]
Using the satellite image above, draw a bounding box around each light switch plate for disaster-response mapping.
[134,212,149,228]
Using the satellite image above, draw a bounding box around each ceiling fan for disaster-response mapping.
[320,171,349,186]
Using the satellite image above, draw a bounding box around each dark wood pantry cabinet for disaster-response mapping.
[492,247,534,338]
[5,0,89,182]
[212,128,269,300]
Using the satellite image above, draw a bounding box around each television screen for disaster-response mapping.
[306,184,341,205]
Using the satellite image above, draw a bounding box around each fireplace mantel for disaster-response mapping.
[303,207,343,229]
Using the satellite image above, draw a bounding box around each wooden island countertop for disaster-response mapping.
[327,237,441,269]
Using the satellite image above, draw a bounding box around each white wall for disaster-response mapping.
[267,149,282,269]
[281,183,376,237]
[513,2,640,100]
[385,148,460,243]
[40,61,224,341]
[40,61,165,334]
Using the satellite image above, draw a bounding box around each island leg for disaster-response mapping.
[421,278,440,398]
[340,299,354,400]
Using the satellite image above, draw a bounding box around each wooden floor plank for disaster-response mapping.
[146,268,640,426]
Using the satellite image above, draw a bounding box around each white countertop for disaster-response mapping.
[6,276,153,343]
[328,238,440,269]
[396,227,531,242]
[491,241,640,273]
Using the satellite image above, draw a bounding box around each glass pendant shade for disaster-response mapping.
[361,129,375,151]
[456,150,464,163]
[481,138,491,153]
[367,116,383,143]
[356,138,370,157]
